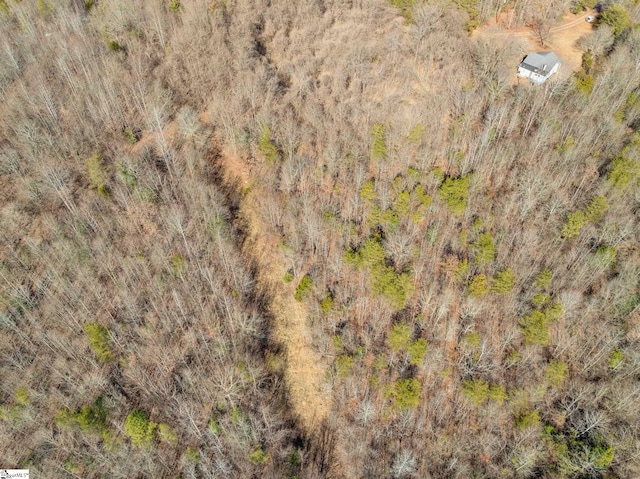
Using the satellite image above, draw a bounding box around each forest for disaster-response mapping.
[1,0,639,477]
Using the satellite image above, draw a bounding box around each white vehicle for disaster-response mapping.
[586,15,595,23]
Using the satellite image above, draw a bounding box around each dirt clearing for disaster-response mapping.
[474,10,596,80]
[544,12,595,73]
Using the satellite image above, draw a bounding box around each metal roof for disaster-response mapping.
[519,52,561,75]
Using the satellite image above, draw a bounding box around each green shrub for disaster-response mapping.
[139,186,159,203]
[389,378,422,410]
[432,167,445,184]
[545,359,568,387]
[320,294,334,313]
[83,323,114,363]
[413,184,432,207]
[63,458,81,474]
[488,384,507,404]
[519,310,549,346]
[462,331,481,348]
[373,354,388,372]
[407,338,428,365]
[544,427,614,474]
[438,174,472,214]
[546,301,563,321]
[372,267,413,309]
[592,444,614,469]
[37,0,52,18]
[462,380,506,405]
[347,237,413,309]
[287,448,302,467]
[505,350,521,366]
[388,0,417,17]
[171,253,187,277]
[0,387,32,421]
[116,163,138,188]
[86,153,110,197]
[408,124,425,144]
[249,445,269,465]
[581,51,593,74]
[532,293,550,309]
[74,401,107,433]
[472,232,495,265]
[294,275,313,301]
[613,293,640,320]
[367,206,400,231]
[207,214,230,239]
[359,180,376,202]
[515,410,540,429]
[462,379,490,405]
[394,190,411,216]
[562,211,586,239]
[609,348,623,369]
[168,0,181,12]
[107,40,123,52]
[388,322,412,351]
[347,237,386,268]
[599,4,630,36]
[283,271,293,283]
[453,0,480,31]
[14,387,29,406]
[209,415,222,434]
[534,269,553,291]
[454,259,469,283]
[158,423,177,445]
[334,354,354,379]
[186,447,200,463]
[468,274,490,297]
[56,397,108,435]
[460,229,469,247]
[392,174,405,194]
[593,245,617,268]
[371,123,387,161]
[575,71,594,95]
[492,269,515,294]
[124,409,157,447]
[259,124,280,165]
[231,406,244,425]
[566,210,595,244]
[584,195,608,222]
[129,27,143,39]
[555,136,575,153]
[123,127,139,144]
[570,0,596,13]
[616,92,640,123]
[608,155,639,191]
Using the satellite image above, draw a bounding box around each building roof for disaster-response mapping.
[519,52,561,76]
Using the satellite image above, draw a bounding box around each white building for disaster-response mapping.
[517,52,561,84]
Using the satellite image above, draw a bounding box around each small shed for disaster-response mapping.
[517,52,561,84]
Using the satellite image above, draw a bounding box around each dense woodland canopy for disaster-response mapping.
[1,0,640,477]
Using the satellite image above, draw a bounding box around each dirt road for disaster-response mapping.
[475,12,591,38]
